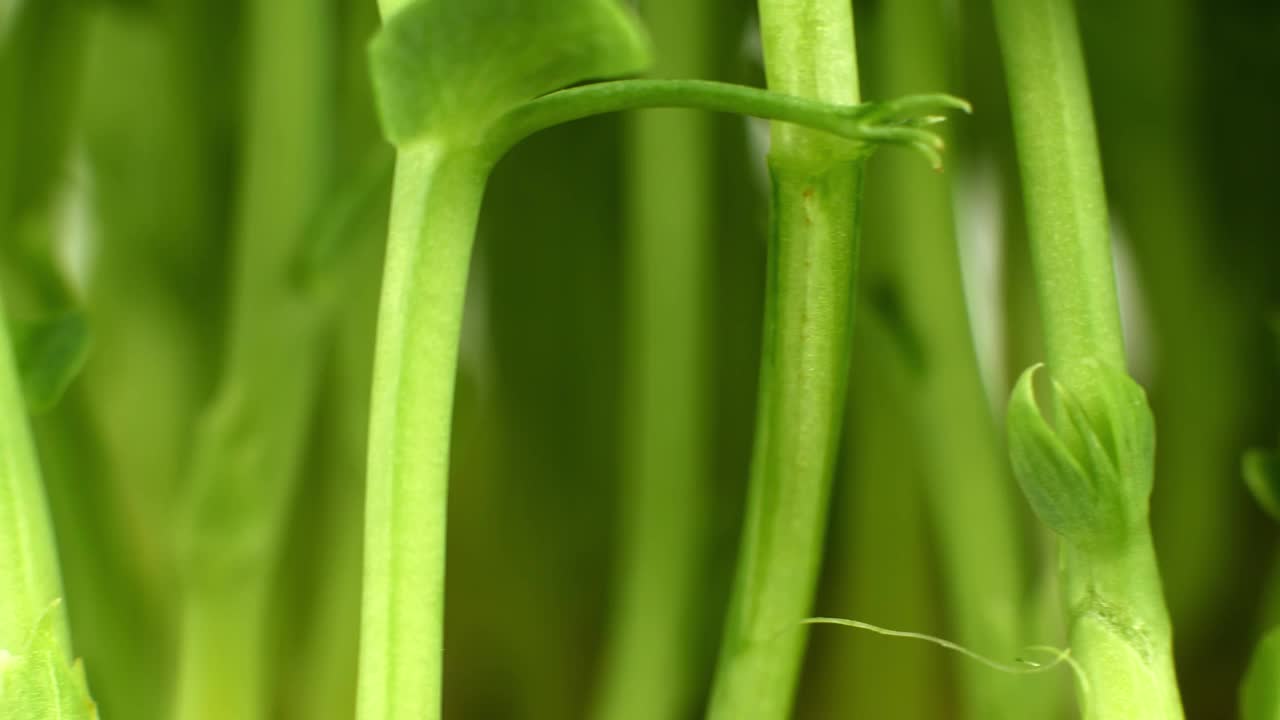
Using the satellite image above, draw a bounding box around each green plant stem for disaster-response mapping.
[0,4,81,661]
[1060,534,1182,717]
[990,0,1121,388]
[0,291,70,658]
[591,0,713,718]
[171,0,333,717]
[355,144,489,720]
[992,0,1182,716]
[707,1,863,717]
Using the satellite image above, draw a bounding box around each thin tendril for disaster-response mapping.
[800,616,1073,676]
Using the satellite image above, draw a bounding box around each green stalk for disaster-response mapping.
[0,290,96,718]
[591,0,713,717]
[993,0,1183,716]
[0,292,71,673]
[355,144,489,720]
[171,0,333,717]
[991,0,1121,385]
[0,5,80,650]
[707,1,863,718]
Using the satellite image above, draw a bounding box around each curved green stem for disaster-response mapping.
[489,80,966,168]
[354,145,489,720]
[707,1,863,718]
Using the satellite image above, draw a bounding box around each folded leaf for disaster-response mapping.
[369,0,651,145]
[1006,361,1156,548]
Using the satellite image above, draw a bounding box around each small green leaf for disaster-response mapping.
[369,0,651,146]
[0,603,98,720]
[1245,448,1280,523]
[1006,361,1155,548]
[11,312,91,413]
[1243,627,1280,720]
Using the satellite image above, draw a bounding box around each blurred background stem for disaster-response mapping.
[171,0,334,717]
[859,0,1044,716]
[801,335,945,719]
[590,0,713,717]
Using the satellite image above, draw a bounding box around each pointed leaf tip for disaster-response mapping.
[1007,364,1096,542]
[1006,361,1156,547]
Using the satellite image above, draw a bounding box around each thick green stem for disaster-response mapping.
[1062,535,1182,719]
[991,0,1122,385]
[707,2,862,717]
[590,0,713,718]
[355,145,489,720]
[992,0,1183,715]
